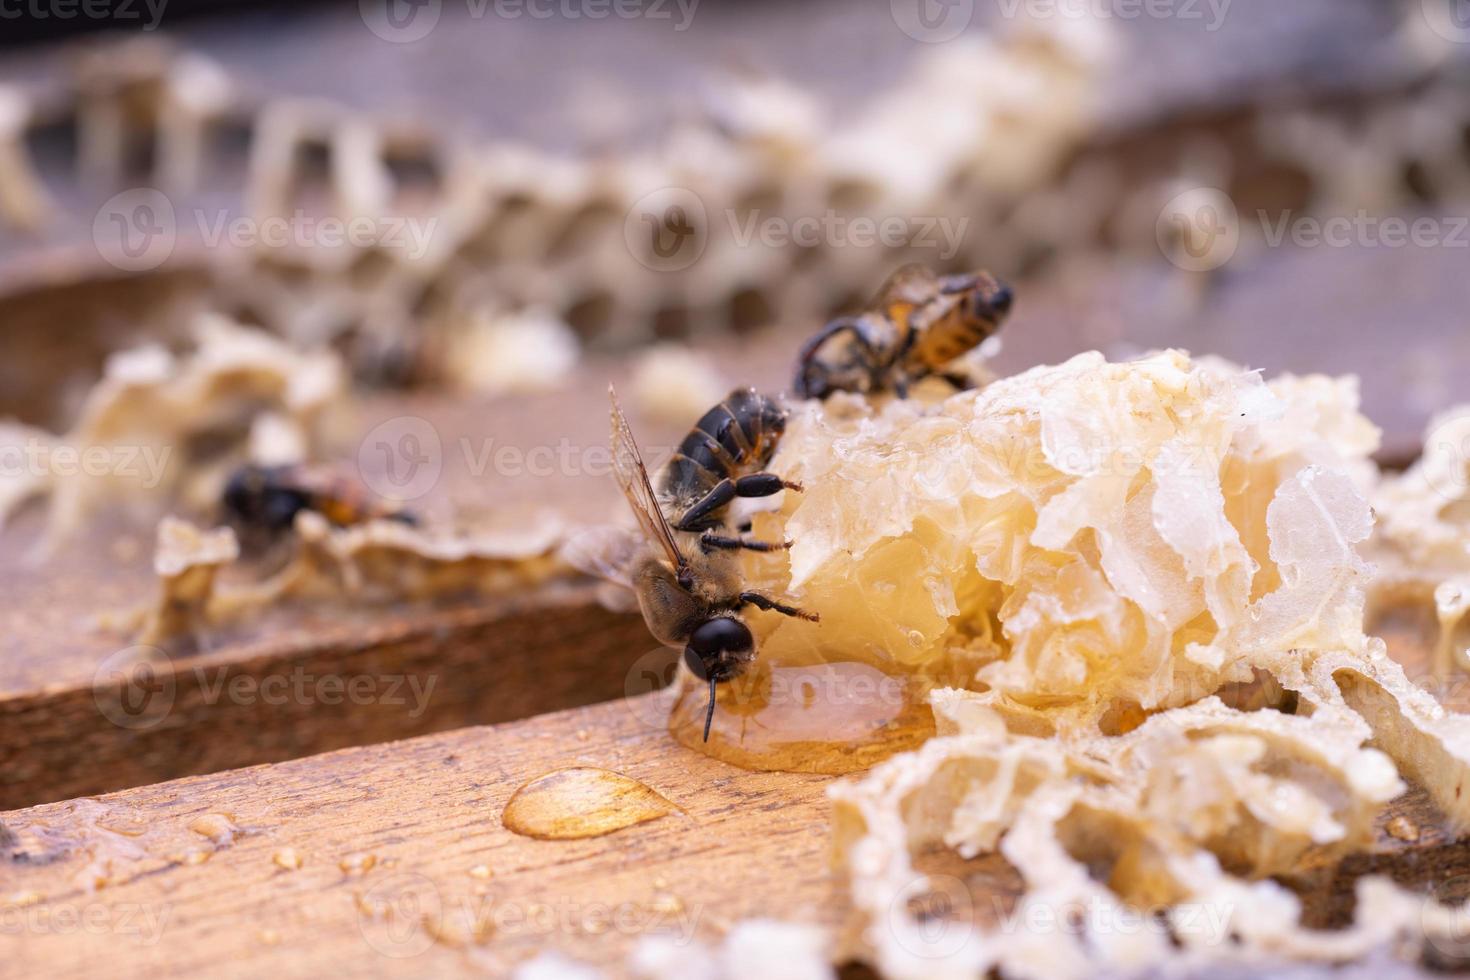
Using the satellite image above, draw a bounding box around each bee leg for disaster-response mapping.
[939,370,976,391]
[734,473,802,496]
[700,533,791,554]
[795,316,871,398]
[673,480,737,532]
[674,475,801,532]
[739,591,819,622]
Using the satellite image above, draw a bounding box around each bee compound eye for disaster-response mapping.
[988,284,1014,314]
[683,645,711,680]
[688,617,753,664]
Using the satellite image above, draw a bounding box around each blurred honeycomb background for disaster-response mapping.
[0,0,1466,453]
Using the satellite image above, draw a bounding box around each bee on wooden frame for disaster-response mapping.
[221,462,417,546]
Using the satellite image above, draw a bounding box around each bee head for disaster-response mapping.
[793,361,827,400]
[683,616,754,683]
[222,464,309,535]
[971,274,1013,323]
[684,615,755,742]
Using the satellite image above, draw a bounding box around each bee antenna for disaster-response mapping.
[703,675,718,743]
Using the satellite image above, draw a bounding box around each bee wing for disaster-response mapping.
[559,524,644,613]
[608,386,688,575]
[877,263,938,306]
[559,524,642,590]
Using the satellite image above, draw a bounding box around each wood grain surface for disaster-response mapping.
[2,688,1466,979]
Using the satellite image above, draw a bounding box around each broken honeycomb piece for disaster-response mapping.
[137,516,240,650]
[697,349,1470,977]
[0,316,346,552]
[744,351,1380,731]
[1369,405,1470,675]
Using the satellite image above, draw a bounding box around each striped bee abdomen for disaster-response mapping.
[661,388,787,502]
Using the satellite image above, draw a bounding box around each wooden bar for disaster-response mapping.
[1,692,1464,979]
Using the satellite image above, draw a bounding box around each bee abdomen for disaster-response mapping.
[661,388,786,498]
[914,316,998,367]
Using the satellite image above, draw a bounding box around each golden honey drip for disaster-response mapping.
[502,767,678,840]
[668,659,936,775]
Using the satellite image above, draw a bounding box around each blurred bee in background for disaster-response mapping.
[222,462,417,545]
[793,264,1014,399]
[567,387,818,741]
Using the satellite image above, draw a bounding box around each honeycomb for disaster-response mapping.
[703,350,1470,978]
[0,6,1462,389]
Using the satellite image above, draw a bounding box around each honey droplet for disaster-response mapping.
[669,660,935,774]
[272,848,304,870]
[1386,815,1420,842]
[339,853,377,875]
[468,864,493,880]
[189,813,241,846]
[650,893,684,916]
[258,929,281,946]
[502,767,677,840]
[6,891,43,908]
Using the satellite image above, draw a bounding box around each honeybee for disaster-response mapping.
[221,462,417,542]
[793,264,1014,399]
[568,387,819,741]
